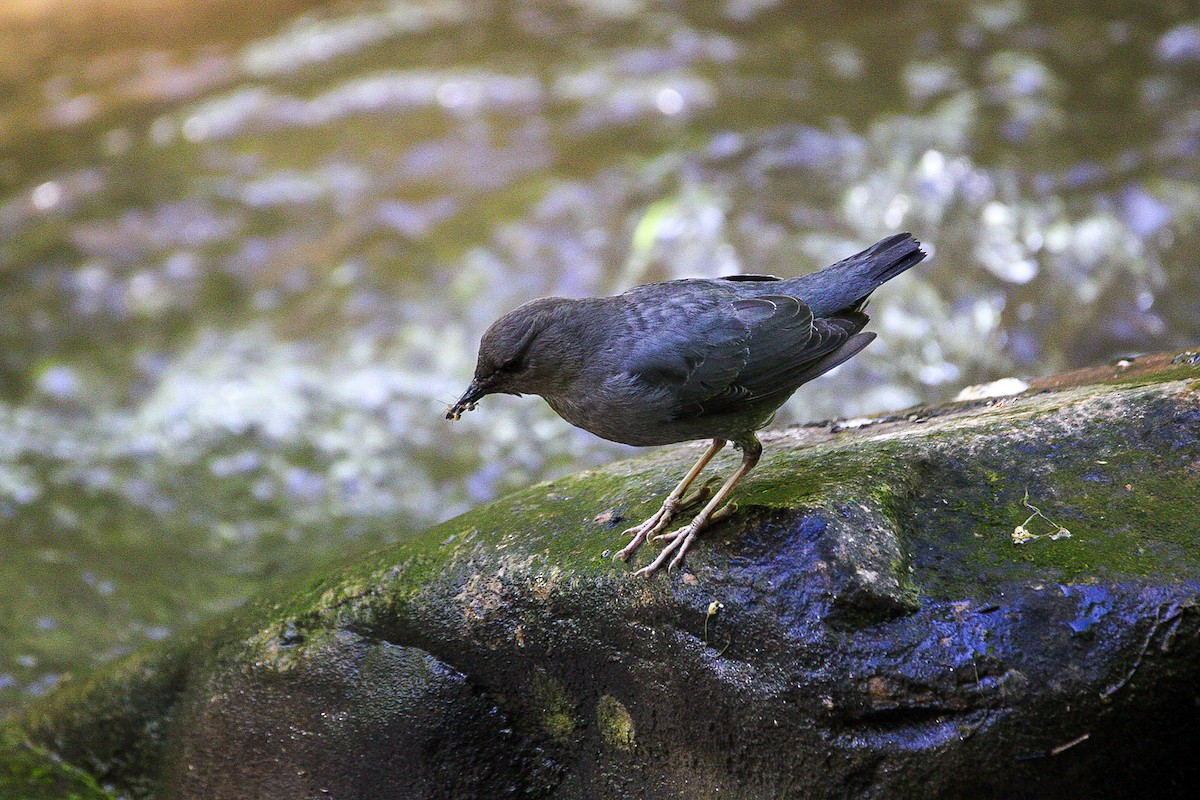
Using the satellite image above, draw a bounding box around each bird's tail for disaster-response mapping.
[855,232,926,284]
[784,233,927,317]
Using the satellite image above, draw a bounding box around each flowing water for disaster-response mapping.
[2,0,1198,715]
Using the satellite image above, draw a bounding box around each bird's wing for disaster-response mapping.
[626,293,867,420]
[623,299,750,400]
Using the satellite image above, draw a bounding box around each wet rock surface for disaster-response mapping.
[3,351,1200,799]
[7,0,1200,716]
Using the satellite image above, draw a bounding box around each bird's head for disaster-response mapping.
[446,297,573,420]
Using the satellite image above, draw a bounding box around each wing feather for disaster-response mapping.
[625,287,870,422]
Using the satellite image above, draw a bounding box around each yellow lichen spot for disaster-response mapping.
[453,572,506,623]
[530,568,560,603]
[530,671,576,741]
[596,694,636,751]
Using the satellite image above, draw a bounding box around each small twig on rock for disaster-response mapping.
[1050,732,1090,756]
[704,600,731,656]
[1011,489,1072,545]
[1100,602,1184,700]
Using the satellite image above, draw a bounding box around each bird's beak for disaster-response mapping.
[446,380,486,420]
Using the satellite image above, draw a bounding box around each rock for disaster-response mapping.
[4,351,1200,799]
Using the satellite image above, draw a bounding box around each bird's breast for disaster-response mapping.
[540,374,682,447]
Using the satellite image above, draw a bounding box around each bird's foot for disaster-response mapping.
[677,476,721,514]
[614,497,679,561]
[634,517,705,577]
[652,502,736,543]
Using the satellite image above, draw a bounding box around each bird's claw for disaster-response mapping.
[708,502,736,525]
[676,478,719,514]
[634,520,701,577]
[614,500,678,561]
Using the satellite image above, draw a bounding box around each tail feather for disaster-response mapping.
[783,233,927,317]
[862,233,927,283]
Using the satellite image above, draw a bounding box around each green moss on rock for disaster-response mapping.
[596,694,636,751]
[528,670,577,741]
[0,727,114,800]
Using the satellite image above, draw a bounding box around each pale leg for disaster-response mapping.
[615,438,726,562]
[634,438,762,576]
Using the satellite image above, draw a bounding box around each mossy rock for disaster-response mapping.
[0,727,114,800]
[4,350,1200,799]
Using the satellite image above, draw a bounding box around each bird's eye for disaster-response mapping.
[492,325,538,375]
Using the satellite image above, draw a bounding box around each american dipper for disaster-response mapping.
[448,233,926,576]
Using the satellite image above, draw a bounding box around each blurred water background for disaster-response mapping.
[2,0,1198,716]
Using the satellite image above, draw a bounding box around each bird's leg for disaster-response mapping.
[615,438,727,562]
[635,437,762,577]
[677,474,723,513]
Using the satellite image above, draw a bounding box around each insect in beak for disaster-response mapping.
[446,382,485,420]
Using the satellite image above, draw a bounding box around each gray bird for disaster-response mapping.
[448,233,926,576]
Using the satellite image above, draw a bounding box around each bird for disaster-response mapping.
[447,233,926,576]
